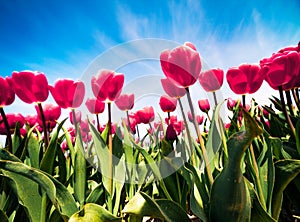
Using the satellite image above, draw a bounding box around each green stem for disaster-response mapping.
[178,98,194,163]
[242,94,246,108]
[126,110,132,133]
[71,109,79,135]
[38,103,49,151]
[292,88,300,112]
[213,91,218,107]
[0,107,12,153]
[278,86,296,138]
[186,88,213,187]
[40,192,47,222]
[96,113,100,132]
[107,102,113,213]
[285,90,295,116]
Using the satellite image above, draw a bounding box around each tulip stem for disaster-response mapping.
[285,90,295,116]
[126,110,131,133]
[107,102,113,212]
[0,107,12,153]
[186,88,213,186]
[167,112,171,124]
[292,88,300,112]
[38,103,49,150]
[213,91,218,107]
[242,94,246,108]
[178,98,194,163]
[278,86,296,138]
[96,113,101,132]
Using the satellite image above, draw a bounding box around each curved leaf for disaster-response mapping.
[69,203,121,222]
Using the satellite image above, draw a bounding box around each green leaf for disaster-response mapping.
[245,180,276,222]
[40,119,67,174]
[0,160,77,219]
[122,192,190,222]
[0,209,8,222]
[296,119,300,154]
[272,159,300,220]
[74,130,87,208]
[86,183,104,204]
[209,109,263,222]
[69,203,121,222]
[1,172,42,222]
[25,127,40,168]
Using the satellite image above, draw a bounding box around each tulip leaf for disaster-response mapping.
[86,183,104,204]
[245,179,276,222]
[25,127,40,168]
[296,119,300,154]
[69,203,121,222]
[0,209,8,222]
[122,192,190,222]
[74,129,87,208]
[40,119,67,175]
[209,109,263,222]
[0,160,77,218]
[1,171,42,222]
[272,159,300,220]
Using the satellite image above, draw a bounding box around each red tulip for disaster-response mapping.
[91,69,124,102]
[115,93,135,111]
[198,99,210,113]
[198,68,224,92]
[187,111,204,125]
[227,98,239,111]
[35,103,61,128]
[0,76,15,107]
[12,70,48,104]
[49,79,85,109]
[160,42,202,88]
[261,50,300,90]
[226,64,264,94]
[166,123,177,141]
[69,110,82,125]
[0,113,25,135]
[159,95,177,113]
[161,78,186,98]
[135,106,155,124]
[85,98,105,114]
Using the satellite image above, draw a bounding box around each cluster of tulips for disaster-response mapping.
[0,40,300,222]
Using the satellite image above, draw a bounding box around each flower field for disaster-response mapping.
[0,41,300,222]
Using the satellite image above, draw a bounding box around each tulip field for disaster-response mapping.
[1,41,300,222]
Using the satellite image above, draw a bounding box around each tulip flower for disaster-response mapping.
[166,124,177,141]
[198,99,210,113]
[187,111,204,125]
[161,78,186,98]
[12,70,48,104]
[135,106,155,124]
[35,103,61,130]
[91,69,124,102]
[69,110,82,125]
[160,42,202,88]
[226,64,264,95]
[49,79,85,109]
[85,98,105,114]
[198,68,224,92]
[0,113,25,135]
[0,76,15,107]
[115,93,134,111]
[260,51,300,90]
[159,95,177,113]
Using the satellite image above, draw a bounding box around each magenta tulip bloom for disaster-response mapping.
[35,103,61,127]
[69,110,82,125]
[161,78,186,98]
[198,99,210,113]
[0,113,25,135]
[85,98,105,114]
[198,68,224,92]
[115,93,135,111]
[12,70,48,104]
[226,64,264,94]
[91,69,124,102]
[0,76,15,107]
[260,51,300,90]
[49,79,85,109]
[135,106,155,124]
[160,42,202,88]
[159,95,177,113]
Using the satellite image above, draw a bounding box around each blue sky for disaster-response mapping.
[1,0,300,116]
